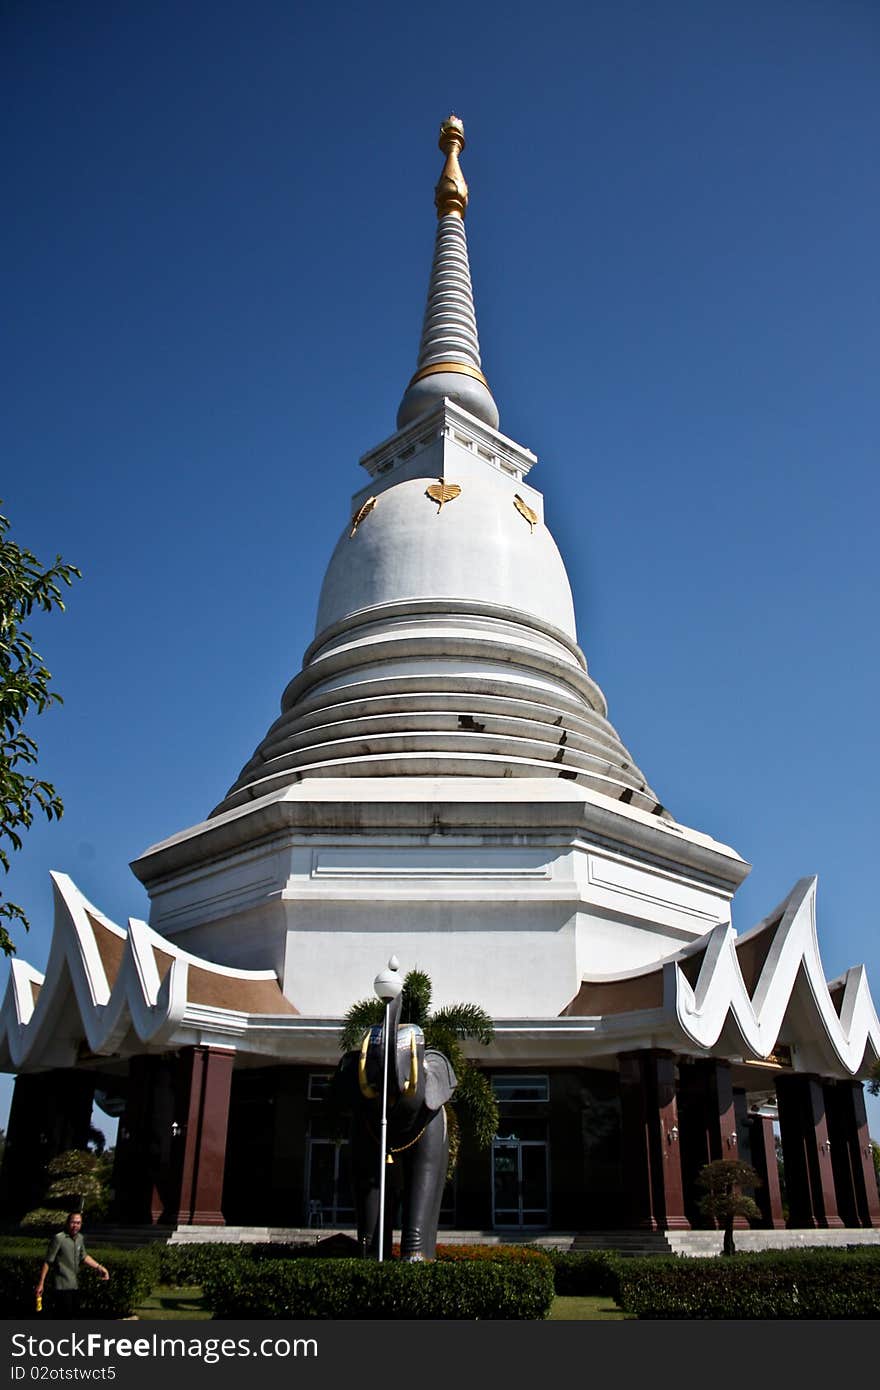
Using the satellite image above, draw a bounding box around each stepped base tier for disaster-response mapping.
[133,777,745,1020]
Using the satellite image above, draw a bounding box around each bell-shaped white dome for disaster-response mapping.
[316,464,576,641]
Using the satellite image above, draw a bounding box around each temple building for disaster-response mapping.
[2,117,878,1243]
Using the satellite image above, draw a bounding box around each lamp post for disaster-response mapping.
[374,955,403,1262]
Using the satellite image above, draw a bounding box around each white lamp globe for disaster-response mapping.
[374,955,403,1002]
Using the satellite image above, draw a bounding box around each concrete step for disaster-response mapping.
[84,1226,173,1250]
[571,1231,674,1258]
[666,1228,880,1258]
[167,1226,580,1248]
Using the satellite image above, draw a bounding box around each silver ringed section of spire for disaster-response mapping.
[397,217,499,429]
[416,216,483,369]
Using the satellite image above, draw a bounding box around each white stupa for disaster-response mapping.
[128,115,750,1024]
[4,117,878,1241]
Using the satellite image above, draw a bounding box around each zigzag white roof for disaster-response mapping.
[674,877,880,1075]
[564,877,880,1079]
[0,872,306,1072]
[3,874,877,1082]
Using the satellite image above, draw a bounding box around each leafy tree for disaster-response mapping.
[868,1060,879,1097]
[87,1124,107,1156]
[696,1158,763,1256]
[21,1148,113,1228]
[0,503,80,953]
[340,968,499,1170]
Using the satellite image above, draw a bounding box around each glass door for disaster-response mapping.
[305,1135,353,1226]
[492,1129,549,1228]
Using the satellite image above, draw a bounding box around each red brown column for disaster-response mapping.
[707,1060,740,1159]
[677,1058,746,1227]
[775,1074,843,1228]
[747,1113,785,1228]
[678,1057,739,1160]
[173,1046,234,1226]
[825,1080,880,1229]
[619,1051,689,1231]
[112,1056,175,1224]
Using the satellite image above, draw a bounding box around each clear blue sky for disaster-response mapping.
[3,1,878,1140]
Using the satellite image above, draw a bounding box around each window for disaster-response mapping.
[491,1074,549,1103]
[308,1073,333,1101]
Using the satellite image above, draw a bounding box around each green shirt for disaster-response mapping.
[44,1231,86,1291]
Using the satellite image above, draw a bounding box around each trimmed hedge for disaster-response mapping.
[250,1240,356,1263]
[435,1243,550,1267]
[544,1250,620,1296]
[159,1242,257,1286]
[615,1248,880,1319]
[152,1238,621,1303]
[0,1244,159,1319]
[246,1240,550,1266]
[203,1256,555,1319]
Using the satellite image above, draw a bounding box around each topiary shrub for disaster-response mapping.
[203,1256,555,1320]
[21,1150,113,1227]
[695,1159,763,1256]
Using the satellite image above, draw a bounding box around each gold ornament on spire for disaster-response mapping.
[434,114,468,219]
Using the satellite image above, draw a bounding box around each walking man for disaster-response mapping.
[36,1211,109,1316]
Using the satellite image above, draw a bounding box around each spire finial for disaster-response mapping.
[435,114,468,219]
[396,114,500,432]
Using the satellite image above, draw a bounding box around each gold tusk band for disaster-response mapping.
[403,1031,419,1094]
[358,1031,378,1099]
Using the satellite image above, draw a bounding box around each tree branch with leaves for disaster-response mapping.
[0,503,80,954]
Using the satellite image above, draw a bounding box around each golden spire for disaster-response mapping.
[396,114,499,430]
[434,114,468,219]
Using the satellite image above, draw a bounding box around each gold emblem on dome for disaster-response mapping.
[426,480,462,512]
[513,494,538,532]
[350,495,378,537]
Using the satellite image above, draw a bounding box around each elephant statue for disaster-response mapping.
[332,989,457,1260]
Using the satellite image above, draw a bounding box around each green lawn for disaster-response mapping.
[132,1286,631,1322]
[133,1286,212,1320]
[549,1295,633,1321]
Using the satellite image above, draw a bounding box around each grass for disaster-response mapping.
[132,1286,631,1322]
[132,1285,212,1320]
[549,1295,633,1321]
